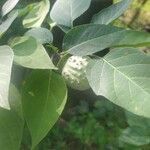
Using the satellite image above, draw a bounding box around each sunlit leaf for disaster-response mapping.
[23,0,50,28]
[50,0,91,29]
[86,48,150,118]
[0,11,18,38]
[1,0,19,17]
[10,36,37,56]
[14,43,56,69]
[0,46,14,109]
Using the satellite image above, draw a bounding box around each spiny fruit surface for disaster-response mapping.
[62,56,90,91]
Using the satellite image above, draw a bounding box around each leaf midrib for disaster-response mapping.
[103,58,150,96]
[69,29,124,51]
[32,71,52,147]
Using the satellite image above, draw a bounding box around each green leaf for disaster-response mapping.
[14,43,56,69]
[63,24,123,52]
[0,46,14,109]
[1,0,19,17]
[86,48,150,118]
[25,27,53,44]
[63,24,150,56]
[125,111,150,129]
[10,36,37,56]
[22,70,67,148]
[120,112,150,146]
[91,0,132,25]
[50,0,91,28]
[119,127,150,146]
[23,0,50,28]
[9,84,23,119]
[0,108,24,150]
[9,36,55,69]
[0,11,18,38]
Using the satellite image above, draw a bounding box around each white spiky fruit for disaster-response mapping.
[62,56,90,91]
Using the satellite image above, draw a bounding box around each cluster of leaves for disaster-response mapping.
[0,0,150,149]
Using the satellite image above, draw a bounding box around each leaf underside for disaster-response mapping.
[63,24,150,56]
[86,48,150,118]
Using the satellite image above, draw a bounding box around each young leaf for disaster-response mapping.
[14,43,56,69]
[63,24,150,56]
[0,108,24,150]
[50,0,91,28]
[86,48,150,118]
[0,46,14,109]
[0,11,18,38]
[91,0,132,25]
[23,0,50,28]
[25,27,53,44]
[22,70,67,148]
[1,0,19,17]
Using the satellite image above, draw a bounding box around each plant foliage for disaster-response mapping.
[0,0,150,149]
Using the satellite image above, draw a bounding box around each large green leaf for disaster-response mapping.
[0,11,18,38]
[0,46,14,109]
[25,27,53,44]
[86,48,150,118]
[91,0,131,25]
[1,0,19,17]
[63,24,123,49]
[23,0,50,28]
[50,0,91,28]
[63,24,150,56]
[22,70,67,148]
[10,36,37,56]
[11,38,56,69]
[9,84,23,119]
[0,108,24,150]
